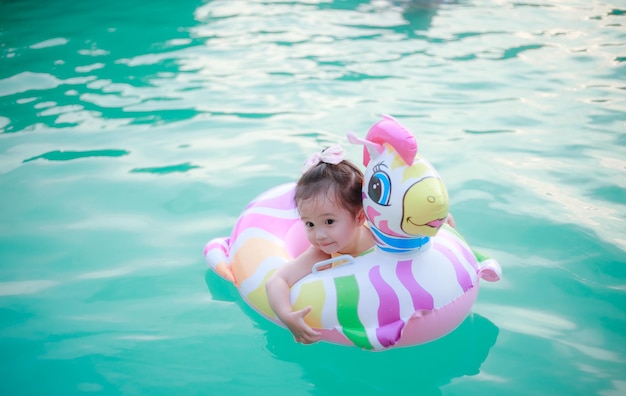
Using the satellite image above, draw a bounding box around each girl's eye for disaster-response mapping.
[325,219,335,225]
[305,221,314,228]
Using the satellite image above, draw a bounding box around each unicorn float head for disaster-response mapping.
[348,114,449,255]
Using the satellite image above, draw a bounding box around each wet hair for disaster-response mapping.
[295,159,364,217]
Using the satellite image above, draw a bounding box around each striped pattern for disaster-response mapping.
[204,183,500,351]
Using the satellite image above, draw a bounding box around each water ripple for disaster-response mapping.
[1,1,626,394]
[129,162,201,174]
[22,149,130,163]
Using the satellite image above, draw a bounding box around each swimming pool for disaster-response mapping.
[1,0,625,394]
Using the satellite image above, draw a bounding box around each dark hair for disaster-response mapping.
[295,159,364,217]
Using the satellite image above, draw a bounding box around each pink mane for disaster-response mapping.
[362,115,418,166]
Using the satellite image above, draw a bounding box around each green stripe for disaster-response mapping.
[334,275,372,350]
[472,249,491,263]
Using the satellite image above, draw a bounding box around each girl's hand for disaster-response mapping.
[282,306,322,344]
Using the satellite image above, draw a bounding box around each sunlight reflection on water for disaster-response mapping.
[0,0,625,395]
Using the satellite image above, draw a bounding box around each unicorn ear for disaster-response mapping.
[346,131,384,166]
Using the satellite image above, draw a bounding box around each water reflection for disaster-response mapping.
[23,149,129,163]
[326,0,446,35]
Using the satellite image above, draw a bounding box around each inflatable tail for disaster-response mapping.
[204,237,235,283]
[477,257,501,282]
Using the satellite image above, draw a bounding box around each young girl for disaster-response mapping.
[265,145,375,345]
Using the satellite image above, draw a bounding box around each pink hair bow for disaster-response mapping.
[301,144,346,174]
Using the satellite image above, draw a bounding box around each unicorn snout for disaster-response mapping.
[401,177,449,237]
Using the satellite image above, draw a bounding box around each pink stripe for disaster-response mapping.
[365,205,381,223]
[232,213,298,240]
[369,266,403,348]
[203,238,228,256]
[377,220,405,237]
[396,259,434,310]
[440,231,479,271]
[231,185,299,239]
[434,242,473,292]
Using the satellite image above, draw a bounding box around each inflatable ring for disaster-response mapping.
[204,115,501,351]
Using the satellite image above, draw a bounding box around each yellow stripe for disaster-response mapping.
[292,280,326,328]
[247,269,277,317]
[232,237,288,285]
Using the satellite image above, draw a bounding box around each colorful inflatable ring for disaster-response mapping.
[204,115,501,351]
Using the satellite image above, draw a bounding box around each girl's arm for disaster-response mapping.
[266,246,327,344]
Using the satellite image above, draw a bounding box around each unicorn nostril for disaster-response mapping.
[427,196,435,203]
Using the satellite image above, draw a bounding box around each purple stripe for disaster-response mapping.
[434,242,474,292]
[440,230,479,271]
[369,266,403,348]
[396,260,434,311]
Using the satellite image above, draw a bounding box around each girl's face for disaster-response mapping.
[298,194,364,256]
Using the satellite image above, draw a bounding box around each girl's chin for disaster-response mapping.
[318,245,337,254]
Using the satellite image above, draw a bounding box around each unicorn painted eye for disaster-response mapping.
[368,170,391,206]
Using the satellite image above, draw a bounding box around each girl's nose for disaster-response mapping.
[316,229,328,240]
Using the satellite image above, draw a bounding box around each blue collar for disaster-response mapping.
[370,226,430,254]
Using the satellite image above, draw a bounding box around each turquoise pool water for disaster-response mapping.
[1,0,625,394]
